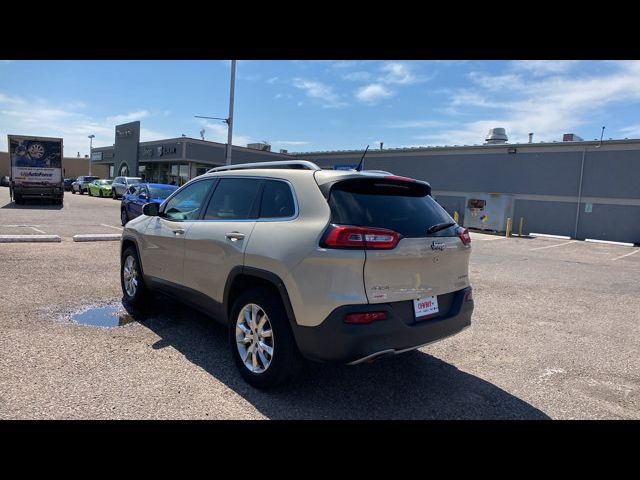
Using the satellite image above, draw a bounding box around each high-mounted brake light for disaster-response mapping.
[457,227,471,245]
[344,311,387,324]
[321,225,400,249]
[384,175,416,182]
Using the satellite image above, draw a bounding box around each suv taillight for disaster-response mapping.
[321,224,400,249]
[457,227,471,245]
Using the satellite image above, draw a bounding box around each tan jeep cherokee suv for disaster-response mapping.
[120,161,474,388]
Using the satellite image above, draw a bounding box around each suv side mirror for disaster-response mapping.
[143,203,159,217]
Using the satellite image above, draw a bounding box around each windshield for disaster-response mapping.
[148,186,177,199]
[97,180,112,185]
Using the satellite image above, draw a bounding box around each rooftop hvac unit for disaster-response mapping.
[247,142,271,152]
[562,133,584,142]
[484,128,508,144]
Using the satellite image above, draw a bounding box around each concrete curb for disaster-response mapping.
[73,234,122,242]
[585,238,635,247]
[0,235,62,243]
[530,233,571,240]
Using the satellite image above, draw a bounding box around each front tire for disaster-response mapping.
[121,208,129,226]
[112,190,117,200]
[99,189,103,197]
[121,246,149,306]
[229,287,304,388]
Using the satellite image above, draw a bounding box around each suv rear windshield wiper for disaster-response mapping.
[426,222,455,234]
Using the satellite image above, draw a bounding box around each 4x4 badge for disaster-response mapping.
[431,241,446,251]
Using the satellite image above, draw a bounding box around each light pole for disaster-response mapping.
[194,59,237,166]
[226,60,236,165]
[88,134,95,175]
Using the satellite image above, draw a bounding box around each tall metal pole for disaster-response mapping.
[88,134,95,175]
[226,60,236,165]
[573,147,586,239]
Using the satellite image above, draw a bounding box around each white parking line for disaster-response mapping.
[612,249,640,261]
[530,240,578,251]
[29,227,46,234]
[100,224,124,231]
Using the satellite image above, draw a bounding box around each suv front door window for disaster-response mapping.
[142,179,215,285]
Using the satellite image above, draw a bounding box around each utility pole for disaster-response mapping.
[194,59,237,166]
[226,60,236,165]
[88,135,95,175]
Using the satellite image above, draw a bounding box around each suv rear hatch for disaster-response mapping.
[321,175,471,305]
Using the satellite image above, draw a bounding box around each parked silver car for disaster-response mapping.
[71,176,99,194]
[111,176,143,199]
[120,161,474,388]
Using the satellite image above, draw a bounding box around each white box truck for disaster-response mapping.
[8,135,64,205]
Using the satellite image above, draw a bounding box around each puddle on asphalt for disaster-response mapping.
[70,305,138,328]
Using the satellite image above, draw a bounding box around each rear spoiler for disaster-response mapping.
[315,172,431,199]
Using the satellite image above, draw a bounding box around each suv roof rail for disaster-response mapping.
[208,160,321,173]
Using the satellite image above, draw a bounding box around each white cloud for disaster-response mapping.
[267,76,280,84]
[386,120,453,129]
[291,78,346,108]
[342,71,372,81]
[380,61,428,85]
[619,124,640,138]
[107,110,149,124]
[512,60,579,76]
[330,61,357,69]
[431,61,640,145]
[199,121,252,147]
[0,95,171,155]
[355,83,394,103]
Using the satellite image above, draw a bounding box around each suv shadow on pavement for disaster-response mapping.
[122,295,549,420]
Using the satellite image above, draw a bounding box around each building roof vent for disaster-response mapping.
[485,128,508,144]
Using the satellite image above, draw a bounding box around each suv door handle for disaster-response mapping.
[173,229,185,235]
[225,232,246,241]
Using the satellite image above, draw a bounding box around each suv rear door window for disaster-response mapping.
[328,178,454,238]
[259,180,295,218]
[203,178,261,220]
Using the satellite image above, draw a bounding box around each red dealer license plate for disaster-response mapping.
[413,296,439,318]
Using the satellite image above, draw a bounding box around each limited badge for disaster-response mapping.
[431,241,446,251]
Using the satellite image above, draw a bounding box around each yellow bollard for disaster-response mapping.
[518,217,524,237]
[505,217,512,238]
[453,211,459,223]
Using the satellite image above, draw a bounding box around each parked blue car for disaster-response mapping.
[120,183,178,226]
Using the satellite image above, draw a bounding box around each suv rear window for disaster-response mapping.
[328,178,454,238]
[259,180,295,218]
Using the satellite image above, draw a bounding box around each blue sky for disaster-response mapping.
[2,60,640,157]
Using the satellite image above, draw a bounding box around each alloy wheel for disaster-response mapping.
[122,255,138,297]
[235,303,274,374]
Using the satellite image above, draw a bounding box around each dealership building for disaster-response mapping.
[90,121,287,185]
[87,121,640,244]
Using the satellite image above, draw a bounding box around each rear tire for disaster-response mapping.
[121,208,129,226]
[99,190,103,197]
[229,287,304,389]
[112,190,117,200]
[88,188,92,196]
[121,246,149,306]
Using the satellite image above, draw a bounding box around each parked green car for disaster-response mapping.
[87,179,113,197]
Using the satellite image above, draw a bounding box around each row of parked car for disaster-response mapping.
[65,175,178,226]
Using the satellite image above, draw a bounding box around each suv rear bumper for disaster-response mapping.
[292,287,473,364]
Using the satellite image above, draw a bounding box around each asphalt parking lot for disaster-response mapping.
[0,185,638,419]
